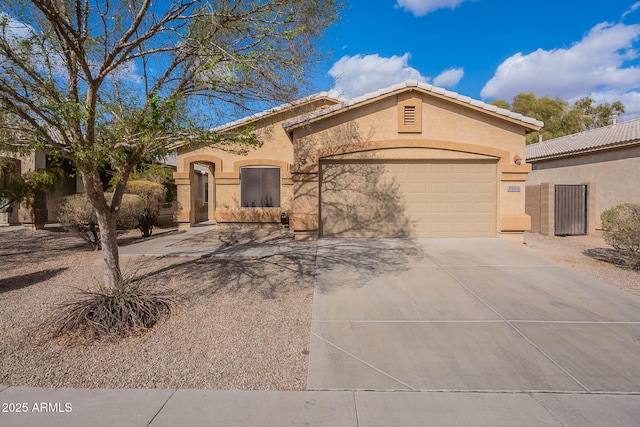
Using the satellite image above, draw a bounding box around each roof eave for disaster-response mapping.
[527,139,640,162]
[172,94,340,150]
[283,83,543,133]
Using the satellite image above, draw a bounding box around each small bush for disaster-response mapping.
[56,194,101,248]
[125,180,166,237]
[601,203,640,269]
[56,193,143,249]
[52,281,174,340]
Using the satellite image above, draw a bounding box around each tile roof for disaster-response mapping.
[169,92,338,150]
[211,92,337,133]
[282,80,544,129]
[526,118,640,161]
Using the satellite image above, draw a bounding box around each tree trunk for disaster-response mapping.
[95,208,123,290]
[81,168,123,291]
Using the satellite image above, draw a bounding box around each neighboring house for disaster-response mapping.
[525,117,640,235]
[174,80,542,243]
[0,151,78,227]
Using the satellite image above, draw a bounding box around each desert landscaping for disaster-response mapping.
[0,225,638,390]
[0,226,316,390]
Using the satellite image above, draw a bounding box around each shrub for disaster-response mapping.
[56,193,143,249]
[125,180,166,237]
[52,279,174,340]
[110,163,177,202]
[56,194,101,248]
[601,203,640,269]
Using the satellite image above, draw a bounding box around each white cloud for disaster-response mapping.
[328,53,463,99]
[110,60,143,84]
[396,0,475,16]
[623,1,640,19]
[433,67,464,87]
[480,21,640,102]
[328,53,428,98]
[0,13,68,78]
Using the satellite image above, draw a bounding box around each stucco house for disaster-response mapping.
[0,151,77,227]
[525,117,640,236]
[173,80,542,243]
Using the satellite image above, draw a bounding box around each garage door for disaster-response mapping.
[320,160,497,237]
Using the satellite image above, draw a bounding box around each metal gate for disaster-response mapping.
[554,184,587,236]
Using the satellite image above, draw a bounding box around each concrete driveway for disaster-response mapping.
[309,238,640,393]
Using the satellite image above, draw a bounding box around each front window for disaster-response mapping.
[240,167,281,207]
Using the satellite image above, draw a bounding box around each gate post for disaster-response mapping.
[540,182,554,236]
[582,182,596,234]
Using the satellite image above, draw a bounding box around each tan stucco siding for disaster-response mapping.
[527,145,640,226]
[173,101,339,225]
[290,91,532,241]
[173,89,533,239]
[293,92,527,163]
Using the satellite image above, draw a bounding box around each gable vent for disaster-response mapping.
[404,105,416,126]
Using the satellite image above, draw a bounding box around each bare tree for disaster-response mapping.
[0,0,341,290]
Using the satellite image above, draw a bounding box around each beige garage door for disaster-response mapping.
[320,160,497,237]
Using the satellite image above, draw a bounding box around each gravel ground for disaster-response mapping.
[523,231,640,297]
[1,226,638,390]
[0,226,314,390]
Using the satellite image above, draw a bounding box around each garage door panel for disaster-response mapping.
[431,182,450,193]
[474,201,493,214]
[453,201,471,213]
[320,160,497,238]
[430,202,450,214]
[472,221,494,234]
[453,182,471,193]
[453,163,472,174]
[453,222,472,233]
[409,163,427,173]
[431,164,449,174]
[431,222,450,233]
[474,182,494,194]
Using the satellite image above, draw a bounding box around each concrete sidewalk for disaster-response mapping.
[119,223,317,258]
[119,222,217,257]
[2,387,640,426]
[0,225,24,233]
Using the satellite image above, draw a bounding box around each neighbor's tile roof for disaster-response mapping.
[212,92,337,133]
[282,80,544,129]
[526,118,640,161]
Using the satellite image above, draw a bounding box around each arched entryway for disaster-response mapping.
[173,155,221,228]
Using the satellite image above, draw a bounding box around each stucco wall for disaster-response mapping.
[289,90,534,241]
[0,152,47,225]
[527,145,640,226]
[174,98,337,225]
[293,92,528,159]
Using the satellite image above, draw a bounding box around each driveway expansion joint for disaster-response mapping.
[310,332,416,391]
[430,257,593,393]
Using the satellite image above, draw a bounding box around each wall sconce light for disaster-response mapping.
[299,155,307,164]
[513,154,522,165]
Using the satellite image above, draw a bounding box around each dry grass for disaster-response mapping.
[0,227,314,389]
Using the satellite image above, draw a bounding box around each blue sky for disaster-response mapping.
[312,0,640,120]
